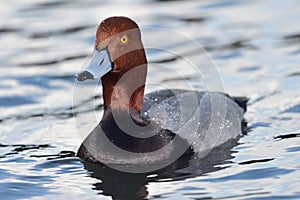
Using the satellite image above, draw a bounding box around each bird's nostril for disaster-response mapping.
[99,58,104,66]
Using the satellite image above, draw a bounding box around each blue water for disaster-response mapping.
[1,0,300,199]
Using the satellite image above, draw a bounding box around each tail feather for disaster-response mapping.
[232,96,248,112]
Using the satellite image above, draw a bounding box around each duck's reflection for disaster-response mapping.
[82,139,239,200]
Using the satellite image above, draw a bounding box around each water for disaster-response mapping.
[1,0,300,199]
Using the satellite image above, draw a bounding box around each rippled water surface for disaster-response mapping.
[1,0,300,199]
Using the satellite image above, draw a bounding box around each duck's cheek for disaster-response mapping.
[107,42,124,59]
[108,42,134,60]
[107,47,117,62]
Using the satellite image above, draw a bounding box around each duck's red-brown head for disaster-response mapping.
[76,17,147,113]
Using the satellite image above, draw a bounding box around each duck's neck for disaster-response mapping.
[101,49,147,114]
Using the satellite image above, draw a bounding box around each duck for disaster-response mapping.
[75,16,247,168]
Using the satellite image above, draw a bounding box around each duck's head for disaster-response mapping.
[76,16,147,113]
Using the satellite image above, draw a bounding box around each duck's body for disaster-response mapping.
[77,89,246,165]
[75,16,247,166]
[77,107,193,165]
[143,89,246,150]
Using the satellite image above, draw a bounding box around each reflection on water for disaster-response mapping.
[0,0,300,199]
[83,139,237,199]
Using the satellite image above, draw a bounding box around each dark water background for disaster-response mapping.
[1,0,300,199]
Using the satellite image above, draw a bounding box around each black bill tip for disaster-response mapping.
[75,71,94,81]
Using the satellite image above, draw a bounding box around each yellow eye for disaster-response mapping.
[120,35,128,44]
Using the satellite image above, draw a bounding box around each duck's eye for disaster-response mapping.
[120,35,128,44]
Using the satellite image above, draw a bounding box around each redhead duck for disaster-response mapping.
[75,16,247,166]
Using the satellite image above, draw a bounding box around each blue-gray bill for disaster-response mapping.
[76,48,112,82]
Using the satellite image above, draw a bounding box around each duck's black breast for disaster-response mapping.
[77,108,193,164]
[100,108,175,153]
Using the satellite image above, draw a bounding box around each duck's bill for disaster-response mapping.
[76,48,112,81]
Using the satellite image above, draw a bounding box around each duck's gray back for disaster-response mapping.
[142,89,246,157]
